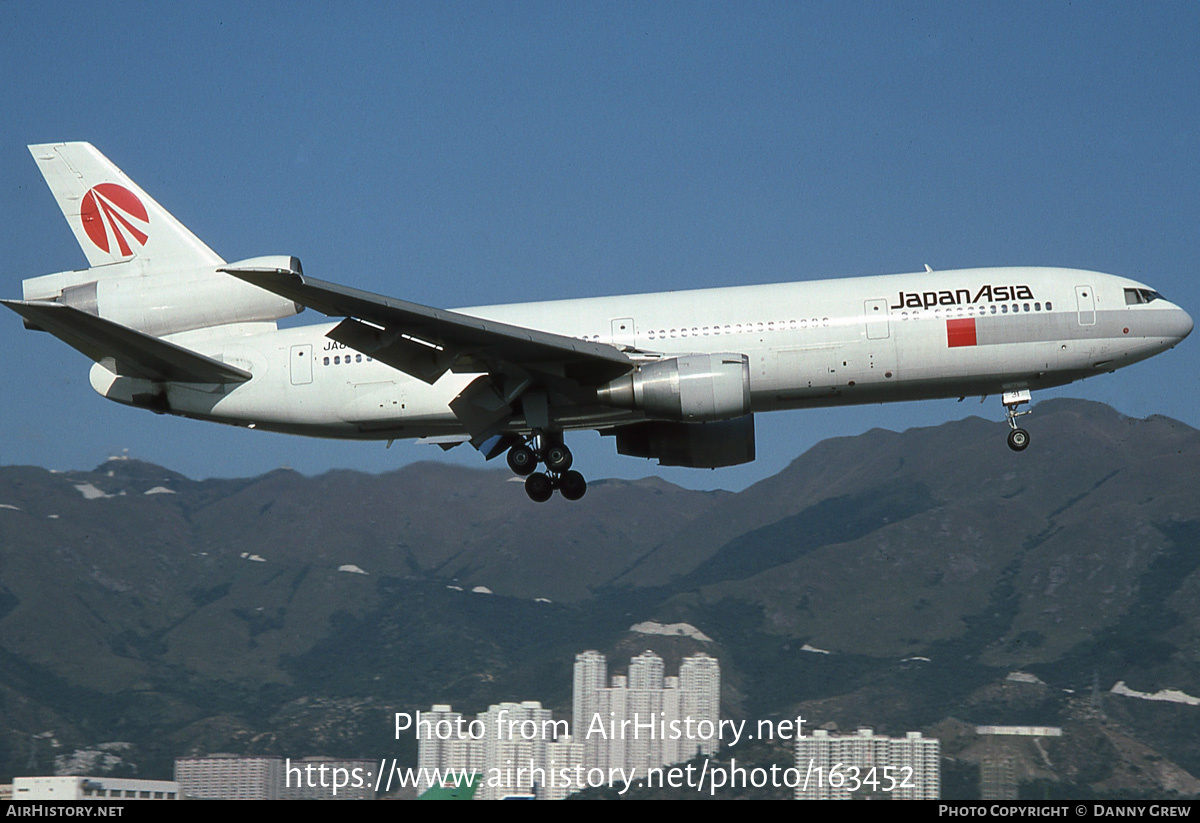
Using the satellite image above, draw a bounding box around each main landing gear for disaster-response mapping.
[506,434,587,502]
[1002,390,1032,452]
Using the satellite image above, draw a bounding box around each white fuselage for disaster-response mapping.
[89,266,1193,441]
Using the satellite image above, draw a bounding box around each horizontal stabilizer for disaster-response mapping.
[2,300,252,384]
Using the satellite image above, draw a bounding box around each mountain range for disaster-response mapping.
[0,398,1197,797]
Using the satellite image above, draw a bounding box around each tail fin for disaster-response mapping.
[28,142,224,269]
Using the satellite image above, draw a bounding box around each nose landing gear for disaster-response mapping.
[1003,390,1032,452]
[509,434,587,502]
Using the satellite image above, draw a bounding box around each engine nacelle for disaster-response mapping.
[26,256,303,338]
[609,414,756,468]
[596,353,751,422]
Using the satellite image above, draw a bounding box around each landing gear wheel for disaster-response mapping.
[543,443,573,473]
[525,472,554,503]
[1007,428,1030,452]
[558,470,587,501]
[507,444,538,476]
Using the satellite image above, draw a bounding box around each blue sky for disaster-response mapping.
[2,3,1197,489]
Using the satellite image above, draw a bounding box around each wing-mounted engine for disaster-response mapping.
[595,353,751,422]
[607,414,756,468]
[23,256,303,338]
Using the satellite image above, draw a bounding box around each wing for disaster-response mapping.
[222,262,631,385]
[3,300,252,384]
[221,261,634,444]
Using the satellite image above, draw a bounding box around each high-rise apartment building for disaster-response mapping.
[794,729,940,800]
[415,700,570,800]
[174,756,284,800]
[573,650,722,778]
[415,649,724,799]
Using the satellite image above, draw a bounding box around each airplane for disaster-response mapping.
[4,143,1193,502]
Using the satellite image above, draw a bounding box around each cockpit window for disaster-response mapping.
[1125,288,1163,305]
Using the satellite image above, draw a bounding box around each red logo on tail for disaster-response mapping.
[80,183,149,256]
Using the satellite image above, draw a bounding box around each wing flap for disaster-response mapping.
[326,317,457,385]
[2,300,252,384]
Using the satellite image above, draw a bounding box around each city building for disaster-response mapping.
[976,726,1062,800]
[542,734,586,801]
[794,729,940,800]
[175,755,283,800]
[280,757,377,800]
[416,649,724,799]
[175,754,376,800]
[574,650,722,778]
[11,776,180,801]
[415,700,571,801]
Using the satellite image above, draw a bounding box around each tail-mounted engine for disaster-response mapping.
[23,256,303,338]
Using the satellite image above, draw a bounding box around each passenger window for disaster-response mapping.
[1023,303,1030,312]
[1046,301,1053,310]
[356,354,362,362]
[1035,302,1041,311]
[1001,305,1008,313]
[323,357,329,365]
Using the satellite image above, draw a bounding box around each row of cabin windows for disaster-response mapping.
[638,302,1056,340]
[323,354,373,366]
[901,301,1052,319]
[645,319,829,340]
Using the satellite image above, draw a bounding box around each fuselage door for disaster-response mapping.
[611,317,636,348]
[864,299,890,339]
[1075,285,1096,326]
[290,344,313,385]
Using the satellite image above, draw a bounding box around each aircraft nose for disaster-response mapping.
[1172,305,1194,343]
